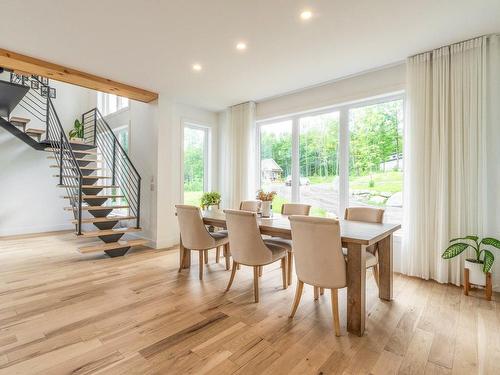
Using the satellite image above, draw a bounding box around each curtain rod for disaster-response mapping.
[408,32,500,58]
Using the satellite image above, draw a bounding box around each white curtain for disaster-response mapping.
[218,102,256,209]
[402,35,500,287]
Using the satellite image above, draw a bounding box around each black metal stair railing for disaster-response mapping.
[81,108,141,228]
[9,74,48,128]
[46,98,84,234]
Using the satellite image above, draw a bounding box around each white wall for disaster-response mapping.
[256,63,406,121]
[155,100,219,249]
[0,78,94,236]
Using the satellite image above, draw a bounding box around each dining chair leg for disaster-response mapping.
[281,257,287,289]
[331,288,341,336]
[224,244,230,270]
[204,250,209,264]
[178,248,186,273]
[226,261,238,291]
[314,286,319,301]
[320,287,324,295]
[258,266,263,277]
[198,251,204,280]
[372,265,380,288]
[287,252,293,286]
[289,280,304,318]
[253,266,260,303]
[216,247,220,263]
[237,264,241,270]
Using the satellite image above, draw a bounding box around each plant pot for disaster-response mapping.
[70,137,85,144]
[261,201,272,217]
[464,258,486,286]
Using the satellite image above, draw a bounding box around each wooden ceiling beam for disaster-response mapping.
[0,48,158,103]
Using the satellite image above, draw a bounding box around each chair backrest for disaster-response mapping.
[224,209,274,265]
[281,203,312,215]
[175,205,215,250]
[239,200,262,212]
[289,215,346,289]
[344,207,384,223]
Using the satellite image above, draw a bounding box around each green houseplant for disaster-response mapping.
[442,236,500,285]
[68,119,84,142]
[200,192,221,210]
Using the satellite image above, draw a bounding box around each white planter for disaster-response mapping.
[465,259,486,286]
[70,137,85,144]
[261,201,272,217]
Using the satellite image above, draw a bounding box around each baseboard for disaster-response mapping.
[0,223,74,237]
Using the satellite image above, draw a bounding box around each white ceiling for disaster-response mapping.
[0,0,499,111]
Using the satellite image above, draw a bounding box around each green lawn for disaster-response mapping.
[184,191,203,206]
[349,171,402,193]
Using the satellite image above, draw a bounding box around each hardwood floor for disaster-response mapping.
[0,232,499,374]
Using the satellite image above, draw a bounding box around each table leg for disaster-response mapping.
[179,235,191,269]
[378,234,393,301]
[347,242,366,336]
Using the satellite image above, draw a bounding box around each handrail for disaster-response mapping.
[81,108,141,228]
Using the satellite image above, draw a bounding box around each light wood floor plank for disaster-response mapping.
[0,232,499,374]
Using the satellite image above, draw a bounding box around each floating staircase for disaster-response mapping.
[0,73,146,257]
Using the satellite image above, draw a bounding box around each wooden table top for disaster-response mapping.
[202,209,401,245]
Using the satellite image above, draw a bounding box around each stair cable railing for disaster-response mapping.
[81,108,141,229]
[9,74,83,234]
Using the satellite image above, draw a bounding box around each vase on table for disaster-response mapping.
[261,201,272,217]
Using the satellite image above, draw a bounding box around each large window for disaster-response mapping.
[349,99,404,224]
[183,124,209,206]
[257,95,404,224]
[97,92,129,116]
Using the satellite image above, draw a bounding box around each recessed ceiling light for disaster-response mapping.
[192,63,202,71]
[300,10,312,20]
[236,42,247,51]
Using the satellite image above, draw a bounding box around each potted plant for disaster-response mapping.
[200,192,221,210]
[69,119,84,143]
[442,235,500,286]
[256,190,277,218]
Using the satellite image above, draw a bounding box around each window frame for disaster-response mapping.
[97,92,129,116]
[256,92,405,218]
[181,121,211,204]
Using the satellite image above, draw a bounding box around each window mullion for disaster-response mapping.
[338,107,349,216]
[291,117,300,202]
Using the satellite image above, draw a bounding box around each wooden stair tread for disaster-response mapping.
[62,194,125,199]
[60,185,119,189]
[48,156,99,162]
[64,205,129,211]
[78,227,141,238]
[9,116,30,124]
[45,148,98,155]
[79,239,148,254]
[25,128,45,135]
[54,175,111,179]
[72,215,135,224]
[50,165,103,170]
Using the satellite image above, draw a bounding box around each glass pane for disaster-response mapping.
[184,127,206,206]
[118,96,129,110]
[299,111,340,217]
[348,99,404,224]
[108,94,117,114]
[260,120,292,213]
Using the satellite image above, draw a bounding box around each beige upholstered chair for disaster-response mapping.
[281,203,312,216]
[239,200,262,212]
[175,205,230,280]
[288,215,346,336]
[264,203,312,286]
[344,207,385,288]
[224,209,288,302]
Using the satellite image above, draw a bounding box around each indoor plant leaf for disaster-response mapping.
[481,237,500,249]
[450,235,479,242]
[442,243,469,259]
[482,250,495,273]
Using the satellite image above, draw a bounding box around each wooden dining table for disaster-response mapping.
[178,209,401,336]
